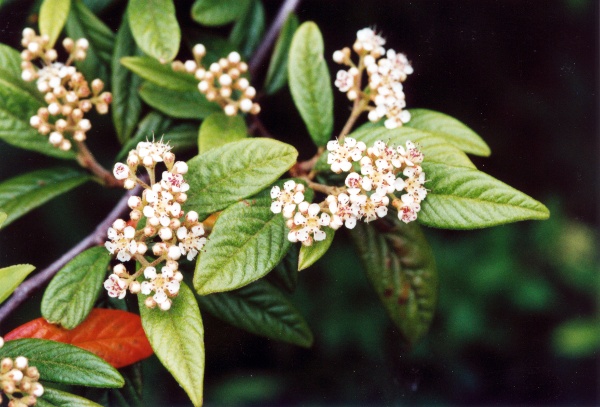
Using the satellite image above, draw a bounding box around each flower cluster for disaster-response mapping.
[104,140,207,311]
[172,45,260,117]
[0,337,44,407]
[21,29,112,151]
[333,28,413,129]
[270,138,427,245]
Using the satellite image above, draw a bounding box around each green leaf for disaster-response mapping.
[128,0,180,63]
[349,125,476,169]
[229,0,264,58]
[264,13,298,95]
[0,211,6,228]
[406,108,491,156]
[82,0,116,13]
[120,56,198,91]
[298,228,335,271]
[0,339,124,388]
[38,387,103,407]
[0,45,74,159]
[65,0,115,82]
[198,112,247,153]
[116,112,173,160]
[268,245,298,293]
[194,186,291,295]
[191,0,250,26]
[419,162,550,229]
[288,21,333,146]
[349,218,438,345]
[139,282,204,407]
[185,138,298,219]
[0,264,35,304]
[164,123,199,152]
[139,82,219,120]
[41,247,111,329]
[39,0,71,48]
[196,280,313,347]
[0,167,90,227]
[112,13,143,144]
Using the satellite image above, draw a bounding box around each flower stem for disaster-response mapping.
[76,140,122,188]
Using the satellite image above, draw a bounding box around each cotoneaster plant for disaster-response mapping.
[0,1,549,405]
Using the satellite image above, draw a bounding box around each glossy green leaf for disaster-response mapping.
[41,247,111,329]
[128,0,180,63]
[139,283,204,407]
[39,0,71,48]
[198,112,247,153]
[0,44,73,159]
[139,82,219,120]
[298,228,335,271]
[0,167,90,227]
[0,264,35,304]
[349,218,438,345]
[0,211,6,228]
[121,56,198,91]
[112,14,143,144]
[65,0,115,82]
[116,112,173,160]
[197,280,313,347]
[38,387,103,407]
[0,339,124,388]
[194,187,291,294]
[191,0,250,26]
[419,162,550,229]
[0,43,44,101]
[349,125,476,169]
[185,138,298,219]
[406,108,491,156]
[288,21,333,146]
[229,0,264,58]
[264,13,298,95]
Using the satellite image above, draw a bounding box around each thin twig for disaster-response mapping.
[76,140,123,188]
[249,0,302,78]
[0,185,142,327]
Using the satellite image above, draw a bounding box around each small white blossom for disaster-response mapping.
[327,137,366,173]
[177,225,207,261]
[103,274,128,299]
[354,27,386,57]
[270,180,305,218]
[288,202,330,245]
[105,222,138,262]
[140,265,183,311]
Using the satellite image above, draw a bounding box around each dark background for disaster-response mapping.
[0,0,598,405]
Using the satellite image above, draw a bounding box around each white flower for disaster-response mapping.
[143,187,181,227]
[397,193,421,223]
[113,162,130,180]
[136,140,172,166]
[334,69,356,92]
[177,225,207,261]
[288,202,330,245]
[105,223,138,262]
[160,171,190,193]
[104,274,128,299]
[140,265,183,311]
[354,27,386,57]
[327,193,358,230]
[352,192,390,222]
[270,180,305,218]
[327,137,366,173]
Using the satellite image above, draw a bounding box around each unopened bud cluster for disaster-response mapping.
[105,140,207,311]
[270,138,427,245]
[0,337,44,407]
[333,28,413,129]
[172,44,260,116]
[21,28,112,151]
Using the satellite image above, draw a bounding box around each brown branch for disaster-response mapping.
[0,185,142,327]
[76,140,123,188]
